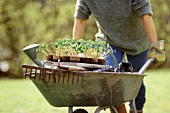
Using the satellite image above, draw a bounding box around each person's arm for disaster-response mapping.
[72,18,87,40]
[141,14,157,43]
[142,15,165,65]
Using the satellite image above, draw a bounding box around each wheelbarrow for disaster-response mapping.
[21,44,155,113]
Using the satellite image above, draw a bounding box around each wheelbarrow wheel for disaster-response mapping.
[73,108,88,113]
[94,106,118,113]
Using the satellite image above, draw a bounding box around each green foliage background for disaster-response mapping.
[0,0,169,77]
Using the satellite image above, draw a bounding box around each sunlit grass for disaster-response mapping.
[144,68,170,113]
[0,68,170,113]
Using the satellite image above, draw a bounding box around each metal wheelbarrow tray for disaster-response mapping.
[21,65,146,107]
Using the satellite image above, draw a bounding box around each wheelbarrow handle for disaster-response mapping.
[138,57,155,74]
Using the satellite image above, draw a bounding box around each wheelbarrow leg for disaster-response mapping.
[68,106,73,113]
[94,106,118,113]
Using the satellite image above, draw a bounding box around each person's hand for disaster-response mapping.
[149,40,166,66]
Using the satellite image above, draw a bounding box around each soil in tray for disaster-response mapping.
[46,55,53,61]
[98,58,106,65]
[90,57,99,64]
[70,56,81,62]
[53,55,62,62]
[46,55,106,65]
[80,57,91,63]
[61,56,70,62]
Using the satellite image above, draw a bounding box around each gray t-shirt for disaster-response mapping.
[74,0,153,55]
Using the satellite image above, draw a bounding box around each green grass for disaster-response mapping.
[0,68,170,113]
[144,69,170,113]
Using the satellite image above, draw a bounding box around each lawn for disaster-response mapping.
[0,68,170,113]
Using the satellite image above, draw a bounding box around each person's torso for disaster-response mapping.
[84,0,149,55]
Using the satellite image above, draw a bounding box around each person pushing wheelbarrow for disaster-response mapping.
[72,0,165,113]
